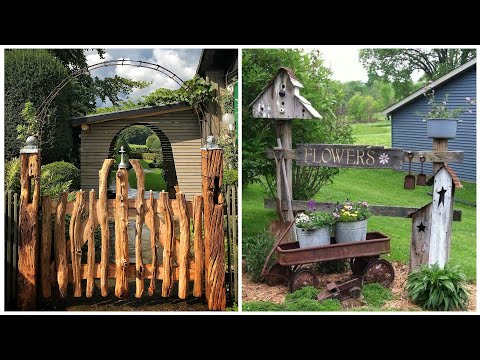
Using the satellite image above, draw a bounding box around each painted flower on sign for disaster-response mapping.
[379,153,389,165]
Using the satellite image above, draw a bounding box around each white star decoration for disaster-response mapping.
[379,153,389,165]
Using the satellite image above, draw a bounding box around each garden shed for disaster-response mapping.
[71,104,202,199]
[383,58,476,181]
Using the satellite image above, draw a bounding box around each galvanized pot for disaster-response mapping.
[296,226,331,248]
[335,219,367,244]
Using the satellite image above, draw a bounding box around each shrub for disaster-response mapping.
[243,301,285,312]
[243,230,276,282]
[128,150,143,159]
[406,263,469,311]
[5,157,21,193]
[146,134,161,152]
[42,162,80,189]
[286,298,342,311]
[313,260,349,274]
[285,286,318,303]
[118,125,153,145]
[362,283,392,308]
[5,49,73,163]
[142,153,157,161]
[223,169,238,186]
[148,162,163,169]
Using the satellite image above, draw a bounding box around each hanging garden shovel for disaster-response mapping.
[416,156,427,186]
[404,152,415,190]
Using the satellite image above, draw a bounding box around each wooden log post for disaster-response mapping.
[432,138,448,175]
[130,160,145,298]
[208,195,226,310]
[70,190,86,297]
[17,138,41,310]
[193,195,204,297]
[276,121,293,223]
[176,192,190,299]
[40,196,52,298]
[54,192,68,298]
[160,191,174,297]
[98,159,114,297]
[114,160,129,299]
[85,190,97,298]
[146,191,157,296]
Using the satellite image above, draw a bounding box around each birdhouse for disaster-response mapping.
[250,67,322,119]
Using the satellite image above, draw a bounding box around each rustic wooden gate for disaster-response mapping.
[17,142,226,311]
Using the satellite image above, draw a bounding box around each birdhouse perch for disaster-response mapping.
[250,67,322,120]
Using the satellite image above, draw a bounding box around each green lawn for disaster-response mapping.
[129,144,148,151]
[243,121,476,281]
[111,159,167,192]
[351,120,392,147]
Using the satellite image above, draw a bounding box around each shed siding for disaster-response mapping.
[80,110,201,200]
[391,66,476,182]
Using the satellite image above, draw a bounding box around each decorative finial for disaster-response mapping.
[20,136,38,153]
[118,146,127,168]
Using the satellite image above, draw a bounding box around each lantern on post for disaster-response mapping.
[250,67,321,224]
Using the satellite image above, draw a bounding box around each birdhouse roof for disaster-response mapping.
[426,165,463,189]
[249,67,321,119]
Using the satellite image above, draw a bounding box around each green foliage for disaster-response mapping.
[362,283,392,307]
[347,93,379,122]
[243,230,276,282]
[5,158,21,193]
[146,134,161,152]
[285,286,318,302]
[225,302,238,312]
[5,49,73,163]
[359,48,476,98]
[90,100,142,115]
[419,91,476,119]
[313,260,349,274]
[142,152,158,161]
[41,161,81,190]
[243,301,285,311]
[242,49,352,199]
[217,133,237,170]
[286,298,342,311]
[142,75,215,108]
[128,168,167,192]
[129,144,148,152]
[294,211,335,230]
[406,263,469,311]
[17,101,39,141]
[223,169,238,186]
[41,170,72,199]
[117,125,154,145]
[217,86,234,114]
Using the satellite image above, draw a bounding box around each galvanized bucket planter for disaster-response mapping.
[335,219,367,244]
[426,118,458,139]
[296,226,331,248]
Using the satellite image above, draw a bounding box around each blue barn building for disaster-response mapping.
[383,58,476,182]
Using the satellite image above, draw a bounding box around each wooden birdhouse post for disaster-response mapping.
[251,68,322,223]
[410,165,460,270]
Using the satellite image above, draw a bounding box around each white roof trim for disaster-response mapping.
[382,57,477,115]
[295,94,322,118]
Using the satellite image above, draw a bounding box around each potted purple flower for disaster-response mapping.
[294,200,335,248]
[333,200,371,244]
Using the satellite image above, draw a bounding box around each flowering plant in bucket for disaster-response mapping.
[295,200,335,230]
[333,200,371,222]
[419,85,475,120]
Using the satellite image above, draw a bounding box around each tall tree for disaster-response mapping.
[359,48,476,98]
[242,49,352,199]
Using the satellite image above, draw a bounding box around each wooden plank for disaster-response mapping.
[296,144,403,169]
[70,191,85,297]
[6,191,12,303]
[432,139,449,175]
[146,191,157,296]
[98,159,114,296]
[114,168,129,299]
[193,195,203,297]
[410,204,432,271]
[12,192,18,301]
[17,153,40,310]
[54,192,68,298]
[160,191,174,297]
[40,196,52,298]
[176,192,190,299]
[403,150,463,164]
[264,199,462,221]
[130,160,145,298]
[429,168,454,268]
[85,190,97,298]
[201,149,211,301]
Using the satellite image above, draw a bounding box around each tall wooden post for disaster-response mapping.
[17,136,41,310]
[432,138,448,175]
[202,147,226,310]
[276,121,293,222]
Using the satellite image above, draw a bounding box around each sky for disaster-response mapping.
[84,48,202,106]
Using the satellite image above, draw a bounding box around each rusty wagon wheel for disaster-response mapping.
[289,268,317,293]
[350,256,377,276]
[363,259,395,287]
[266,263,290,287]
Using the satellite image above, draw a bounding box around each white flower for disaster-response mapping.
[379,153,389,165]
[466,97,471,101]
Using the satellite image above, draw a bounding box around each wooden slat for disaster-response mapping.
[146,191,157,296]
[410,204,432,271]
[130,160,145,298]
[208,203,226,310]
[40,196,52,298]
[98,159,114,296]
[17,153,40,310]
[54,192,68,298]
[160,191,174,297]
[264,199,462,221]
[70,191,85,297]
[6,191,12,303]
[115,168,129,299]
[85,190,97,298]
[193,195,203,297]
[176,192,190,299]
[12,192,18,301]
